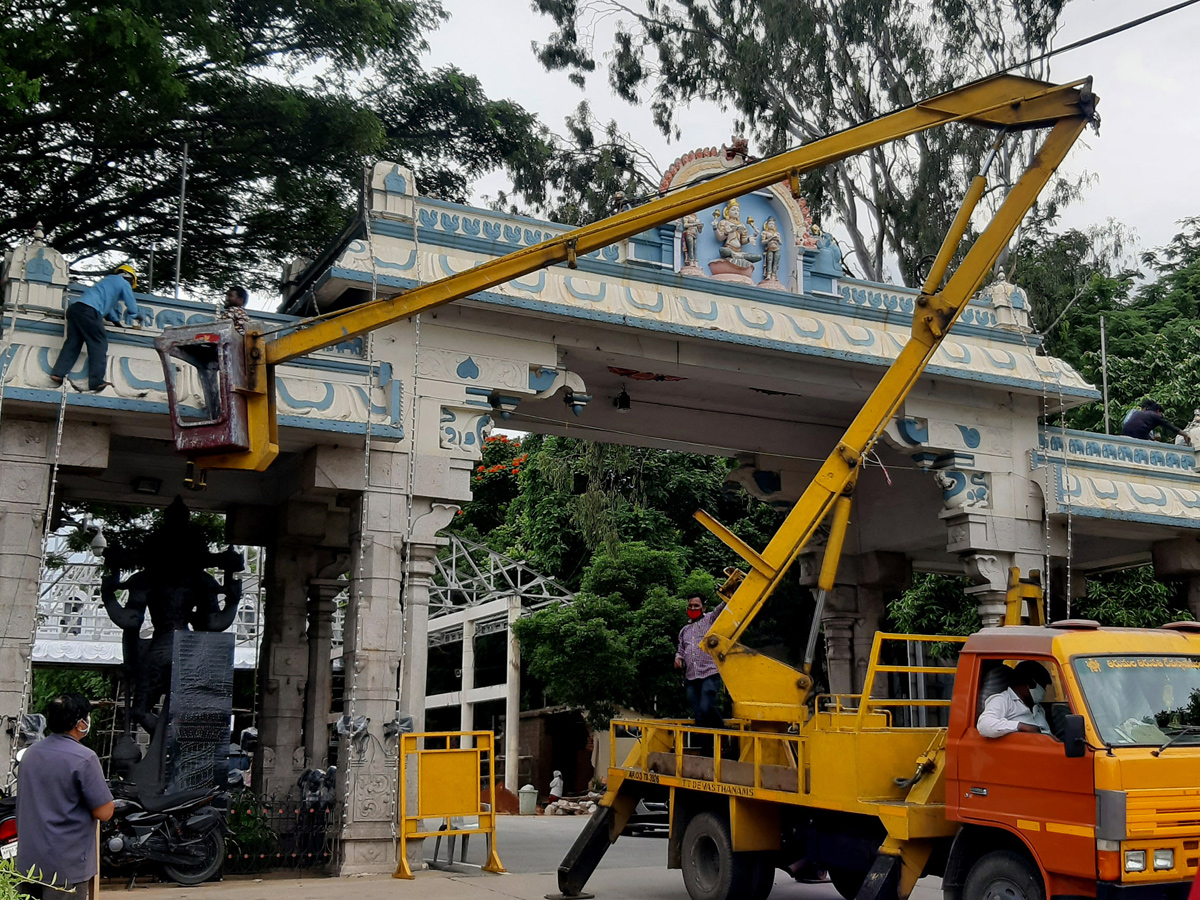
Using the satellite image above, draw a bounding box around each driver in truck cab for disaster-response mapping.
[977,660,1053,738]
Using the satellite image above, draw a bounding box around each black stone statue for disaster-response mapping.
[101,497,243,742]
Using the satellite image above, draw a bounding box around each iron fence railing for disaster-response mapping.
[223,792,340,874]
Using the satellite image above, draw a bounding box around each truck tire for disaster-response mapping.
[744,853,775,900]
[829,867,868,900]
[962,850,1044,900]
[680,812,762,900]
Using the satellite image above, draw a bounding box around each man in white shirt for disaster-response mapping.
[977,660,1053,738]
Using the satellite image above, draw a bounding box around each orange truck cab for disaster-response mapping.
[945,621,1200,900]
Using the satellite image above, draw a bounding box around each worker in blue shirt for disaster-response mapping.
[50,264,151,392]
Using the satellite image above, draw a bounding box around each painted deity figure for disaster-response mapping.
[101,496,244,736]
[759,216,784,282]
[680,213,704,270]
[711,199,761,269]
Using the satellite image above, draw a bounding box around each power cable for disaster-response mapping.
[613,0,1200,212]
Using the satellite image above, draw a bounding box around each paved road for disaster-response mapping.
[135,815,942,900]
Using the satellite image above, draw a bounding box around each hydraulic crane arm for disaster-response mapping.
[698,106,1093,724]
[155,73,1095,473]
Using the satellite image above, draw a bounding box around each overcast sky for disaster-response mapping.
[424,0,1200,265]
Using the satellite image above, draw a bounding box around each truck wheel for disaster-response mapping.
[744,854,775,900]
[829,867,868,900]
[963,850,1044,900]
[680,812,761,900]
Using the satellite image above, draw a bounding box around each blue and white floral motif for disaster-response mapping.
[934,469,990,510]
[439,407,494,458]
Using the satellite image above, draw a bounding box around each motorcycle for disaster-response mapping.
[0,714,46,864]
[102,783,228,885]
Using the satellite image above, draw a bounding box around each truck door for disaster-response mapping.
[952,655,1096,882]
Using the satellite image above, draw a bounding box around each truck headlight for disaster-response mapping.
[1153,849,1174,871]
[1125,850,1147,872]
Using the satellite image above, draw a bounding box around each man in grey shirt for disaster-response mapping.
[17,694,114,898]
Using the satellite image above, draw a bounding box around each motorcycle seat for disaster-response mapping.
[137,787,215,814]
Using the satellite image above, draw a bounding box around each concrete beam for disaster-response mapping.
[1152,537,1200,579]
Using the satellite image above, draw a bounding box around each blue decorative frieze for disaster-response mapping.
[411,199,622,262]
[838,280,998,329]
[1035,428,1197,476]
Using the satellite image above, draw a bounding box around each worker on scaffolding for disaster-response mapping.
[49,263,151,393]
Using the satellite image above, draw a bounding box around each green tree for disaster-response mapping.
[1010,217,1200,433]
[513,541,720,725]
[0,0,548,289]
[30,667,117,754]
[531,0,1078,283]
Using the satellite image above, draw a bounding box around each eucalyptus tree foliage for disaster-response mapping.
[498,101,663,227]
[531,0,1081,284]
[0,0,547,290]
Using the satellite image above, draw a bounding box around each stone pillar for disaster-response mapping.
[505,594,521,795]
[398,501,456,731]
[964,552,1015,628]
[336,468,408,876]
[1153,538,1200,621]
[807,552,909,697]
[255,501,334,797]
[459,617,476,745]
[821,612,856,696]
[852,586,885,694]
[0,420,53,770]
[304,578,344,769]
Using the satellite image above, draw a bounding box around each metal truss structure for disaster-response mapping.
[35,536,266,668]
[427,534,574,647]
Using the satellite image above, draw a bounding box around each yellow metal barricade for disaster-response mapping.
[393,730,506,879]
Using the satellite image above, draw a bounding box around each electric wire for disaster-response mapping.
[340,168,378,838]
[612,0,1199,213]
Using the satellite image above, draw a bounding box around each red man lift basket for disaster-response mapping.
[154,320,253,455]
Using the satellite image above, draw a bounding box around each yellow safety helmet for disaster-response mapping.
[115,263,138,289]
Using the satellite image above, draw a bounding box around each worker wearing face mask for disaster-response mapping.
[675,594,728,749]
[17,693,114,898]
[977,660,1053,738]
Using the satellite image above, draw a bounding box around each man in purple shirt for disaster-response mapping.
[675,594,727,748]
[17,693,114,898]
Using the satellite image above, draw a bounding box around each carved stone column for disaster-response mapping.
[304,575,345,769]
[0,420,54,770]
[336,464,407,876]
[398,501,457,732]
[459,617,476,741]
[963,552,1013,628]
[255,501,335,797]
[821,615,856,696]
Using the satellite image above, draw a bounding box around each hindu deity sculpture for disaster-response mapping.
[680,212,704,273]
[102,496,243,736]
[708,199,761,283]
[758,216,785,288]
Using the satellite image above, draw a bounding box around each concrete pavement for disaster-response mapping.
[128,816,943,900]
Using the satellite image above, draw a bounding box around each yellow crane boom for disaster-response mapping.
[156,73,1095,480]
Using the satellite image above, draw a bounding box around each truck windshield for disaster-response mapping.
[1073,656,1200,746]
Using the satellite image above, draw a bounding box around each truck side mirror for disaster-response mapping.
[1063,714,1087,758]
